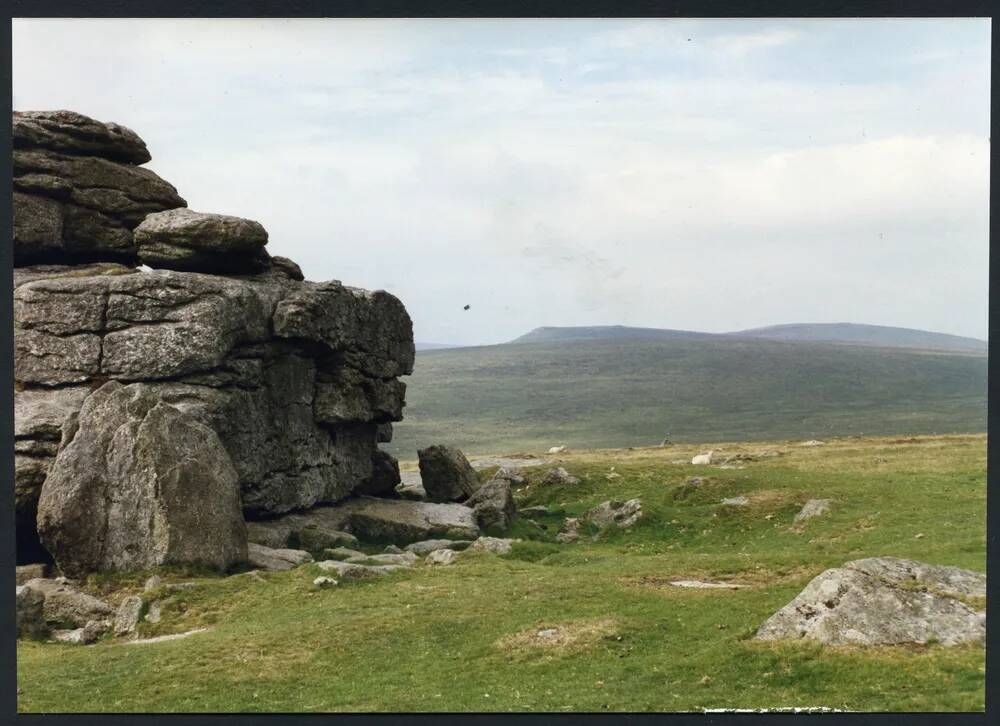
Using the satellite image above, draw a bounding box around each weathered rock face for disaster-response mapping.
[13,110,185,265]
[756,557,986,646]
[37,382,248,576]
[418,445,481,502]
[12,110,415,568]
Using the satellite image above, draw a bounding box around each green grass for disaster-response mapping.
[17,434,985,712]
[384,338,986,457]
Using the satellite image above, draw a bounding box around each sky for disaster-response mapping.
[12,18,991,345]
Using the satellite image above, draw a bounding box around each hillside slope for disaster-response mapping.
[386,337,986,457]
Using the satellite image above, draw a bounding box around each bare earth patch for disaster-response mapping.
[495,618,620,660]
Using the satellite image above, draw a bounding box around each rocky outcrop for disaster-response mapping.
[756,557,986,646]
[13,110,415,570]
[418,445,481,502]
[36,382,248,577]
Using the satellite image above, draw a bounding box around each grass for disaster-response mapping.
[16,433,986,712]
[384,338,986,457]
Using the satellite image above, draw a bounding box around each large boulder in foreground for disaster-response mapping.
[135,208,270,273]
[756,557,985,646]
[37,381,248,576]
[418,445,481,502]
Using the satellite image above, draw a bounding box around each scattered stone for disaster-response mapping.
[465,476,517,533]
[384,544,404,554]
[113,596,144,636]
[21,578,114,629]
[800,440,826,447]
[794,499,833,524]
[295,525,360,555]
[37,381,248,577]
[321,547,368,561]
[333,496,480,544]
[125,627,209,645]
[584,499,643,530]
[143,575,162,592]
[426,549,458,565]
[669,580,745,590]
[145,601,162,624]
[556,518,582,544]
[915,533,926,540]
[519,505,549,517]
[469,537,519,555]
[16,585,48,639]
[469,456,552,471]
[547,446,567,454]
[720,496,750,507]
[537,628,559,638]
[313,576,338,588]
[16,564,48,586]
[246,542,313,572]
[396,472,427,501]
[51,620,106,645]
[417,445,481,502]
[134,208,269,273]
[345,552,418,566]
[404,539,473,556]
[542,467,579,486]
[316,560,407,579]
[756,557,986,646]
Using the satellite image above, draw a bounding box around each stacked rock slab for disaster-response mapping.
[13,110,186,265]
[13,110,415,572]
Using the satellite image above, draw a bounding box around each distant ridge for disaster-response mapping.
[507,323,986,353]
[728,323,987,353]
[415,341,463,351]
[510,325,716,345]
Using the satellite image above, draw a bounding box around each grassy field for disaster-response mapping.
[384,338,987,458]
[17,434,986,713]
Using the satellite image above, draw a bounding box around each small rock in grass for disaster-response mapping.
[469,537,518,555]
[113,596,144,635]
[313,576,338,588]
[144,575,162,592]
[145,601,162,623]
[542,467,579,486]
[384,544,404,554]
[794,498,833,523]
[404,539,474,556]
[425,549,457,565]
[555,518,582,543]
[519,505,549,517]
[322,546,368,561]
[720,496,749,507]
[247,542,313,571]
